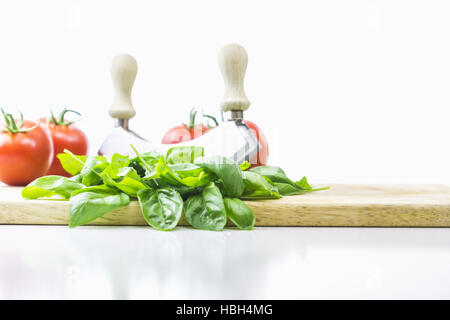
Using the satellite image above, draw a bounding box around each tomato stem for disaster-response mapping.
[202,114,219,127]
[186,107,218,129]
[50,108,81,126]
[0,108,38,134]
[188,108,198,128]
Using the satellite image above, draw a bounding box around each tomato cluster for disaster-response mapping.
[0,108,88,185]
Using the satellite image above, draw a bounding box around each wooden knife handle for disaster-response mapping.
[218,44,251,112]
[109,53,137,120]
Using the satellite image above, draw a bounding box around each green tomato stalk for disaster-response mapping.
[186,107,219,129]
[49,108,81,126]
[0,108,38,133]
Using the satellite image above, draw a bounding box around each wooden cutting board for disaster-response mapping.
[1,184,450,227]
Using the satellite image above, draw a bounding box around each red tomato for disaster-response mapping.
[39,109,88,177]
[243,120,269,167]
[160,109,269,167]
[0,119,53,186]
[161,108,216,144]
[161,125,211,144]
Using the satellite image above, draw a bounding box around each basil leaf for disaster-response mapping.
[150,167,205,197]
[132,150,161,164]
[184,182,227,231]
[22,176,84,199]
[129,160,146,177]
[80,156,108,186]
[166,146,204,164]
[249,166,297,188]
[153,157,211,188]
[70,184,114,196]
[241,171,281,200]
[137,187,183,231]
[169,162,203,171]
[57,153,87,176]
[296,176,312,190]
[273,182,303,195]
[170,163,211,187]
[224,198,255,230]
[249,167,329,195]
[116,167,140,179]
[194,156,244,197]
[100,153,130,179]
[103,172,149,197]
[274,180,329,196]
[171,185,203,200]
[144,178,165,190]
[130,150,161,176]
[240,161,251,171]
[69,185,130,228]
[69,174,83,183]
[153,156,183,185]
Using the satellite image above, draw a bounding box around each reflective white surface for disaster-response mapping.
[0,226,449,299]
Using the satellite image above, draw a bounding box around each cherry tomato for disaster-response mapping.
[0,110,53,186]
[39,108,88,177]
[161,108,217,144]
[243,120,269,167]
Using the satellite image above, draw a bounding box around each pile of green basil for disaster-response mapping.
[22,146,328,231]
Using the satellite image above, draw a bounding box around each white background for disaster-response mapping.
[0,0,449,185]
